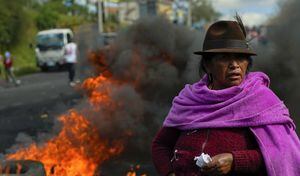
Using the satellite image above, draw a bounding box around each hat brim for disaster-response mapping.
[194,48,257,56]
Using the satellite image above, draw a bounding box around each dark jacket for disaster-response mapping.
[152,127,267,176]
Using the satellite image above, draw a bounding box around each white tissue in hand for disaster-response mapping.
[194,153,212,168]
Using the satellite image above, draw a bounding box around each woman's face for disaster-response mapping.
[205,53,250,90]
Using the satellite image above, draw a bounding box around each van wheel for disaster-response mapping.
[41,66,48,72]
[57,64,66,71]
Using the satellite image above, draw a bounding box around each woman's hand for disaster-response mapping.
[168,172,175,176]
[201,153,233,175]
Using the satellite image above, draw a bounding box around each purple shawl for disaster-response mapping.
[163,72,300,176]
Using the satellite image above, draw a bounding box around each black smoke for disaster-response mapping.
[4,16,204,172]
[254,0,300,133]
[83,16,203,161]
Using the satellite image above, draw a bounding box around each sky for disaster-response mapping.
[75,0,285,26]
[211,0,285,26]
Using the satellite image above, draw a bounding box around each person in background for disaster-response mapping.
[3,51,20,86]
[152,15,300,176]
[0,53,2,76]
[64,34,78,87]
[0,53,5,84]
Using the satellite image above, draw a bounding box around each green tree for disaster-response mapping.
[36,8,59,30]
[0,0,25,50]
[191,0,220,23]
[35,0,91,30]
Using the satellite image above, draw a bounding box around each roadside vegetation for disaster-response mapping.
[0,0,97,76]
[0,0,219,77]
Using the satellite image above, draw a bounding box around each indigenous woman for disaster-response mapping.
[152,16,300,176]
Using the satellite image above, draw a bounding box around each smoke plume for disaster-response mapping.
[254,0,300,132]
[6,1,300,172]
[6,1,300,173]
[83,16,203,160]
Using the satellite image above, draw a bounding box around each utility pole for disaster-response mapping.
[98,0,104,33]
[187,0,192,27]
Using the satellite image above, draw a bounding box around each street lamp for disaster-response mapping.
[187,0,192,27]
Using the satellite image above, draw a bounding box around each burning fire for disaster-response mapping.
[6,74,124,176]
[82,75,116,107]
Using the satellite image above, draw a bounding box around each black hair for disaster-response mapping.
[200,53,213,74]
[67,34,73,43]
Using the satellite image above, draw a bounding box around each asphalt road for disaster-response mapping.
[0,71,83,153]
[0,24,100,153]
[0,25,157,175]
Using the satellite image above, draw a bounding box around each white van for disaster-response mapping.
[35,29,73,71]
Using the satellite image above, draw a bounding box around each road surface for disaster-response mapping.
[0,71,83,153]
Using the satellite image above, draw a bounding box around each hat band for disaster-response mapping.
[204,40,249,50]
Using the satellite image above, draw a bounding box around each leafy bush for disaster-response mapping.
[0,0,24,50]
[14,65,40,77]
[36,9,59,30]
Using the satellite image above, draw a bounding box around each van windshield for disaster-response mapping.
[36,33,64,49]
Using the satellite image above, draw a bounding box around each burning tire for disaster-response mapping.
[0,160,46,176]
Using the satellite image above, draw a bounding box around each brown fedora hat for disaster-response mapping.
[194,20,256,56]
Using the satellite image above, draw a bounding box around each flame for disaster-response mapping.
[88,50,113,77]
[82,75,114,107]
[6,73,125,175]
[6,111,123,175]
[5,43,152,175]
[16,163,22,174]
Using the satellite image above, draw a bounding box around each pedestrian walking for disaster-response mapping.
[0,53,5,86]
[0,53,2,76]
[3,51,20,86]
[64,34,78,87]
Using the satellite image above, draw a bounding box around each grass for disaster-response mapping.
[10,8,39,77]
[1,8,96,78]
[14,65,40,77]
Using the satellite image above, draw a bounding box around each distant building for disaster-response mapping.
[118,0,185,25]
[119,1,140,24]
[139,0,157,17]
[158,0,174,21]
